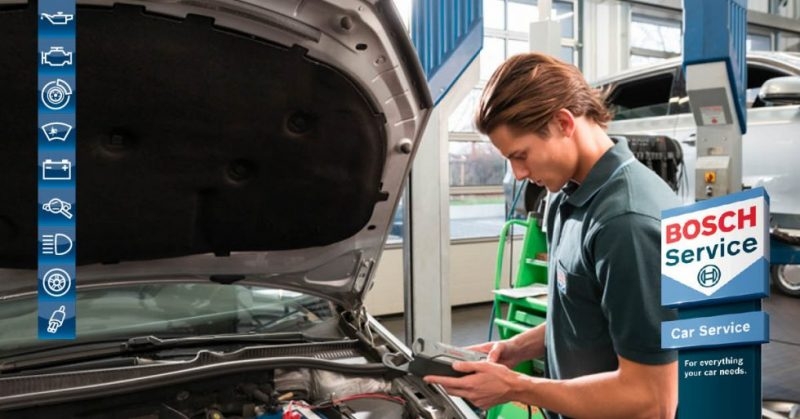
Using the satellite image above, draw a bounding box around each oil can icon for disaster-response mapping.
[40,12,74,25]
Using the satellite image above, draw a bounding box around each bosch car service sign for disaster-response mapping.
[661,188,770,307]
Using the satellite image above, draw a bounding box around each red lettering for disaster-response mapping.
[666,223,682,244]
[684,219,701,240]
[668,205,758,244]
[739,205,757,229]
[719,211,736,232]
[701,215,717,236]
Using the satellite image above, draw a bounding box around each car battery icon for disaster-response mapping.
[42,159,72,180]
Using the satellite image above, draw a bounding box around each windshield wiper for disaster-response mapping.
[1,332,338,374]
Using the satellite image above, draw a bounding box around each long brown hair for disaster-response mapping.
[475,53,612,137]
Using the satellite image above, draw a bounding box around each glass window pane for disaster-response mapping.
[771,0,796,17]
[448,89,482,132]
[606,72,675,120]
[779,32,800,52]
[507,39,530,57]
[749,0,769,12]
[559,46,574,64]
[481,36,506,80]
[449,192,506,239]
[387,196,404,244]
[484,0,505,29]
[747,33,772,51]
[508,0,539,33]
[449,141,506,187]
[630,14,682,54]
[554,1,575,39]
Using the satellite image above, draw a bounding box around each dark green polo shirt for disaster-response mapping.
[543,138,678,419]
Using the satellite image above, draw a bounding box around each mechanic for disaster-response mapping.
[424,53,679,419]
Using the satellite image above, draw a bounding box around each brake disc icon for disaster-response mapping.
[41,79,73,110]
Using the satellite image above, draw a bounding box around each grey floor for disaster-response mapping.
[376,283,800,403]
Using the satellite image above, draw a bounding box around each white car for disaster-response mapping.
[0,1,479,418]
[596,52,800,296]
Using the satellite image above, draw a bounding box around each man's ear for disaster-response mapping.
[553,109,576,138]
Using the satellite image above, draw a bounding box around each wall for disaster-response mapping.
[364,237,524,316]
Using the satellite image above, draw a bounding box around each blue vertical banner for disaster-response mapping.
[660,187,769,418]
[38,0,76,339]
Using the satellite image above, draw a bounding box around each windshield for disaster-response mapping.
[0,283,336,356]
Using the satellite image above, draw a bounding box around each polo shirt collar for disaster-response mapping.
[563,137,633,207]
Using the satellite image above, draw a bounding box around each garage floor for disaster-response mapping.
[376,283,800,403]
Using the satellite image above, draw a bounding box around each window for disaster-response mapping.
[748,32,773,51]
[484,0,505,29]
[449,89,482,132]
[560,46,575,64]
[445,0,578,240]
[449,141,506,187]
[507,0,537,32]
[770,0,798,18]
[746,64,794,107]
[629,13,682,67]
[779,32,800,52]
[554,1,575,39]
[480,37,507,80]
[606,72,676,120]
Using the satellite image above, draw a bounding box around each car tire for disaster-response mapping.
[771,264,800,297]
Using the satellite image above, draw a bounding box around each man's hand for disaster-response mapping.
[466,339,523,369]
[423,361,520,410]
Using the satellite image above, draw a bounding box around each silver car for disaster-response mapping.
[0,1,479,418]
[596,52,800,297]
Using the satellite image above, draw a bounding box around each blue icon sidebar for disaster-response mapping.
[38,0,76,339]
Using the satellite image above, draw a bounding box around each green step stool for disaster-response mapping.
[487,213,549,419]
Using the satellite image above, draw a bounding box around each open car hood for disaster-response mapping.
[0,0,432,310]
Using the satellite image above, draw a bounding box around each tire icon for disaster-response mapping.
[43,268,72,297]
[41,79,73,110]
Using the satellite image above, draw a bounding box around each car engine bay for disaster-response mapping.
[0,322,465,419]
[8,368,431,419]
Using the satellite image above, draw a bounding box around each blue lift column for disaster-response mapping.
[684,0,747,200]
[660,2,769,418]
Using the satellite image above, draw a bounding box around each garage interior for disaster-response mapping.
[370,0,800,417]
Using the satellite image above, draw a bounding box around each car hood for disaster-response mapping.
[0,0,431,310]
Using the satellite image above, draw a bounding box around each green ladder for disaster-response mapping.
[487,213,549,419]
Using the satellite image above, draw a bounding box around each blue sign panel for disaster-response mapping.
[661,311,768,350]
[38,0,76,340]
[661,188,770,308]
[678,345,761,419]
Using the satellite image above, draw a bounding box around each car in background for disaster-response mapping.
[0,1,478,418]
[596,52,800,297]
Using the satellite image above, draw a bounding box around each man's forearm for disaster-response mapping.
[509,361,677,419]
[510,323,546,360]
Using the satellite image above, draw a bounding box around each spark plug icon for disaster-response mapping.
[47,305,67,333]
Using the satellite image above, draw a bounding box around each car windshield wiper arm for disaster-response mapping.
[124,332,316,349]
[1,332,335,374]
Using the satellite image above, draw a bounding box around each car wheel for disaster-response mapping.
[771,264,800,297]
